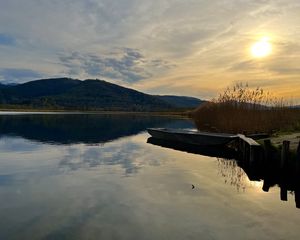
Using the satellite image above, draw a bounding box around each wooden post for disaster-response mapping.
[250,145,261,164]
[296,141,300,175]
[245,143,248,161]
[240,138,244,158]
[249,145,254,163]
[264,139,272,162]
[262,140,272,193]
[295,189,300,209]
[281,141,290,169]
[280,186,288,201]
[247,143,251,162]
[238,138,242,157]
[262,180,270,192]
[280,141,289,202]
[241,138,245,160]
[296,141,300,208]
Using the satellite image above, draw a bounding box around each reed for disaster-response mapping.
[192,83,300,134]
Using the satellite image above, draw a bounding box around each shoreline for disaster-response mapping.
[0,108,191,118]
[2,108,299,149]
[268,132,300,151]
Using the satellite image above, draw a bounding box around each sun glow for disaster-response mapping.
[251,37,272,58]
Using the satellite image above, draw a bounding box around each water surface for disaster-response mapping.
[0,113,299,240]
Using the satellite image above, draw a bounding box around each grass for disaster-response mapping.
[192,83,300,134]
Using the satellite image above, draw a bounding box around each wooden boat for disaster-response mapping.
[147,128,239,146]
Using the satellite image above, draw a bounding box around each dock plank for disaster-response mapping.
[237,134,260,146]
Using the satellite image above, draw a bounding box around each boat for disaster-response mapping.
[147,128,239,146]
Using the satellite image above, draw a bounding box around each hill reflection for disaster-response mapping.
[0,114,193,145]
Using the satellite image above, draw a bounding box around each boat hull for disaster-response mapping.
[147,128,238,146]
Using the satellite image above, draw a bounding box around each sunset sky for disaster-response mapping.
[0,0,299,101]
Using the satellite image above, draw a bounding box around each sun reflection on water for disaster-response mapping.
[217,158,263,193]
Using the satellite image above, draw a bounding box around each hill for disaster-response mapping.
[0,83,8,89]
[156,95,205,108]
[0,78,204,111]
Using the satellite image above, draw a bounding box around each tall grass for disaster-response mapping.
[192,83,300,134]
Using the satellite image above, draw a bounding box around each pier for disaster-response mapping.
[236,134,300,208]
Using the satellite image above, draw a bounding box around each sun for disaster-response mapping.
[251,37,272,58]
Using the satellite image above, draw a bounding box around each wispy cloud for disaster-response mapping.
[58,48,174,83]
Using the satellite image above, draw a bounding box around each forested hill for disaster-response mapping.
[156,95,205,108]
[0,78,204,111]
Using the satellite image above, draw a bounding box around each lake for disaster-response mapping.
[0,113,299,240]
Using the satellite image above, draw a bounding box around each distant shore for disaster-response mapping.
[0,108,191,117]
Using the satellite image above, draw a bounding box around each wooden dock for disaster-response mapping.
[236,134,300,170]
[236,134,300,208]
[236,134,263,163]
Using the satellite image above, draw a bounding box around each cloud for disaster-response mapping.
[58,48,174,83]
[230,60,257,71]
[268,66,300,75]
[0,68,43,82]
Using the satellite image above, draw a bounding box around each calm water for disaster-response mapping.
[0,113,300,240]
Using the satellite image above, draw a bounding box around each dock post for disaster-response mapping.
[281,141,290,169]
[242,140,246,161]
[249,145,254,163]
[296,141,300,208]
[279,141,290,202]
[245,142,249,161]
[262,180,270,192]
[264,139,272,162]
[295,189,300,209]
[238,138,243,158]
[250,145,261,164]
[262,140,272,193]
[296,141,300,175]
[280,186,288,201]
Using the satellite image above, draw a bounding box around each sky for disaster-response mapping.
[0,0,299,101]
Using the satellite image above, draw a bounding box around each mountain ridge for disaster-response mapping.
[0,78,204,111]
[156,95,205,108]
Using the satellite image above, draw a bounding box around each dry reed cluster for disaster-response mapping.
[192,83,300,134]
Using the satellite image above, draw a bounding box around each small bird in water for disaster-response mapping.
[192,184,195,189]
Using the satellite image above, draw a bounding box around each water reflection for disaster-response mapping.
[0,114,194,145]
[57,139,153,175]
[240,150,300,209]
[0,114,194,177]
[148,138,300,209]
[1,115,300,239]
[216,158,266,194]
[147,137,237,159]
